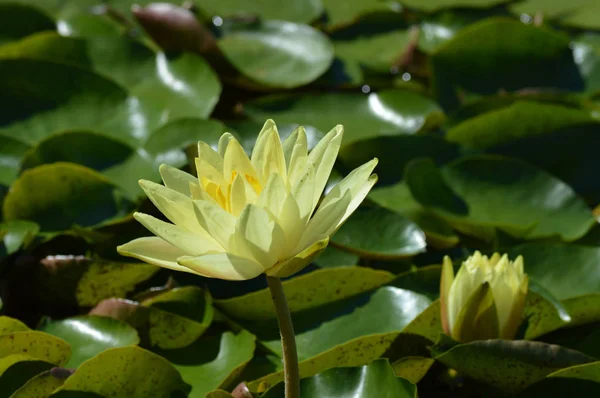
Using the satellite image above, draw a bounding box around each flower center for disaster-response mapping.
[199,171,263,213]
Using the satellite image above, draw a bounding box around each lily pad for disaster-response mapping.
[198,0,323,23]
[11,368,70,398]
[0,331,70,366]
[331,207,426,259]
[41,316,140,368]
[0,220,39,255]
[518,361,600,396]
[0,355,55,398]
[261,359,417,397]
[215,266,395,320]
[430,18,582,110]
[244,90,444,145]
[321,0,398,29]
[50,346,190,397]
[218,20,334,88]
[0,4,55,44]
[0,135,29,186]
[155,331,256,398]
[400,0,509,12]
[406,156,596,241]
[432,338,594,394]
[2,163,132,232]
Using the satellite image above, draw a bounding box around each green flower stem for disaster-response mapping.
[266,275,300,398]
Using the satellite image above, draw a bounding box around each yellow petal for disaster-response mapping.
[251,119,287,184]
[138,179,205,234]
[440,256,455,335]
[217,132,235,157]
[229,173,247,216]
[117,236,199,274]
[500,275,529,339]
[292,163,315,220]
[195,158,224,186]
[198,141,224,174]
[266,236,329,278]
[257,173,287,217]
[307,124,344,210]
[133,212,222,255]
[193,200,237,248]
[233,204,285,267]
[277,194,305,254]
[159,164,197,196]
[224,137,259,183]
[178,252,265,280]
[452,282,500,342]
[284,126,308,189]
[296,189,352,252]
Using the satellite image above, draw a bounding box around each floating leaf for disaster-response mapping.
[0,220,39,255]
[400,0,509,12]
[12,368,70,398]
[0,4,55,44]
[0,331,70,366]
[51,346,190,397]
[0,317,29,334]
[2,163,132,232]
[391,356,436,384]
[41,316,140,368]
[260,359,417,397]
[156,331,255,398]
[0,354,54,398]
[245,90,444,145]
[0,135,28,186]
[518,361,600,396]
[215,266,395,320]
[432,339,594,394]
[218,20,333,88]
[331,207,426,259]
[198,0,323,23]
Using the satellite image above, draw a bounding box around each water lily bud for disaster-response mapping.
[117,120,378,280]
[440,251,528,342]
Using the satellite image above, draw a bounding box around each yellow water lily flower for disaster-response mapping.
[117,120,378,280]
[440,251,528,342]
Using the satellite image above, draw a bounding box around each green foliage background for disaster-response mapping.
[1,0,600,396]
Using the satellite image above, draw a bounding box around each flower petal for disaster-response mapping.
[178,252,265,281]
[451,281,499,342]
[193,200,237,248]
[257,173,287,217]
[198,141,224,174]
[224,136,258,182]
[117,236,199,274]
[440,256,455,335]
[500,275,529,339]
[278,194,305,254]
[233,204,285,267]
[133,212,222,255]
[307,124,343,210]
[284,126,308,189]
[266,235,329,278]
[292,163,315,220]
[251,119,287,184]
[229,173,247,216]
[139,179,205,235]
[159,165,197,196]
[217,132,235,157]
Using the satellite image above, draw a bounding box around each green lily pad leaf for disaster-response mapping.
[261,359,417,397]
[338,134,460,185]
[322,0,398,29]
[403,300,443,342]
[430,18,582,110]
[41,316,140,368]
[90,286,213,349]
[0,317,29,334]
[446,101,596,149]
[12,368,70,398]
[331,207,426,259]
[215,266,395,321]
[0,354,54,398]
[245,286,431,388]
[198,0,322,23]
[0,4,55,44]
[509,0,594,18]
[0,32,89,68]
[0,135,28,186]
[244,90,444,146]
[508,243,600,301]
[0,220,39,255]
[0,331,70,366]
[541,321,600,361]
[218,20,333,88]
[523,286,573,340]
[156,331,255,398]
[2,163,132,232]
[518,361,600,397]
[573,33,600,96]
[369,182,459,248]
[279,360,421,397]
[400,0,508,12]
[333,29,412,74]
[314,245,359,268]
[391,356,435,384]
[432,339,594,394]
[408,156,595,241]
[50,346,190,397]
[561,3,600,30]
